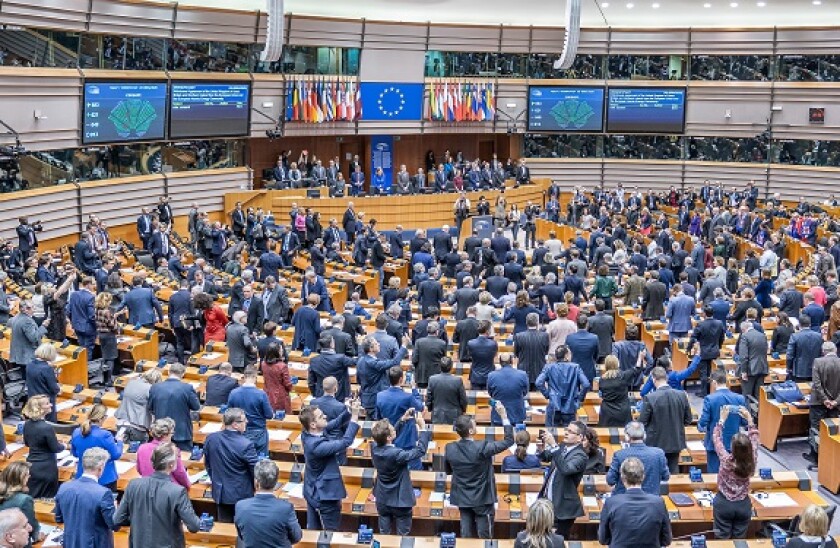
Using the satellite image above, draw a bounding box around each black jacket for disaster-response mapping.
[425,373,468,424]
[453,317,480,362]
[638,385,692,454]
[445,425,514,507]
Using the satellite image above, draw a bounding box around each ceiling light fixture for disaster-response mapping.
[813,0,822,5]
[756,1,766,5]
[730,2,737,6]
[601,1,609,6]
[652,2,660,7]
[703,2,711,6]
[626,2,634,7]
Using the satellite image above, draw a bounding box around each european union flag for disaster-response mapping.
[360,82,424,121]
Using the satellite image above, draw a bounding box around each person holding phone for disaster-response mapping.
[375,367,425,470]
[697,370,745,473]
[371,411,431,535]
[712,405,758,539]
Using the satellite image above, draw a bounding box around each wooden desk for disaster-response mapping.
[818,418,840,494]
[758,384,812,450]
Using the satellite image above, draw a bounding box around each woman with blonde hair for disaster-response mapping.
[114,368,162,443]
[475,291,495,322]
[787,505,837,548]
[135,418,191,489]
[70,404,123,490]
[22,395,64,498]
[597,355,636,427]
[0,462,42,544]
[25,342,60,421]
[514,498,565,548]
[95,292,119,386]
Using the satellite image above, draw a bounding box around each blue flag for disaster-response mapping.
[359,82,424,121]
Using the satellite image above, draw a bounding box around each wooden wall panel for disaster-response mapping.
[768,165,840,203]
[173,6,261,42]
[685,83,772,137]
[608,30,691,55]
[286,15,363,48]
[526,159,603,190]
[0,0,88,32]
[602,160,683,191]
[88,0,175,38]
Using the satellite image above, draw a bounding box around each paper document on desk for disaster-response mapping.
[5,443,23,454]
[114,461,135,475]
[189,382,201,391]
[429,492,446,503]
[282,482,304,498]
[753,492,798,508]
[116,336,130,344]
[349,367,357,376]
[583,496,599,507]
[594,405,601,414]
[508,443,537,455]
[199,423,222,434]
[349,438,366,449]
[268,429,292,441]
[189,471,209,484]
[289,362,308,371]
[41,527,62,547]
[686,440,705,451]
[55,400,81,412]
[525,493,539,507]
[427,441,436,450]
[530,406,546,414]
[202,352,222,360]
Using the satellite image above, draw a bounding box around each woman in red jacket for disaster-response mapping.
[260,343,294,413]
[194,292,228,344]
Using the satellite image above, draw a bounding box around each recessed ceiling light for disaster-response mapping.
[626,2,634,7]
[703,2,711,6]
[601,1,609,6]
[652,2,660,7]
[730,2,737,6]
[756,1,766,5]
[813,0,821,5]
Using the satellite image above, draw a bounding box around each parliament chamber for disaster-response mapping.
[1,0,840,547]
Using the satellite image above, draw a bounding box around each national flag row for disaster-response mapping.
[285,79,362,123]
[427,81,496,122]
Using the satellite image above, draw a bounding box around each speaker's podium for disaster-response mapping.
[472,215,494,240]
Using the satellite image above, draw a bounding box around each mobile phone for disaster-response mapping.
[539,429,546,439]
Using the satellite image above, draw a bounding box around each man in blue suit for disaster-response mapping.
[376,366,425,470]
[434,164,447,193]
[66,276,97,357]
[566,315,600,385]
[227,368,274,455]
[665,285,696,342]
[598,457,672,548]
[697,370,746,472]
[279,226,300,269]
[356,336,408,417]
[74,230,101,275]
[371,414,431,535]
[300,400,361,531]
[168,279,194,363]
[149,224,173,266]
[291,294,322,351]
[136,207,153,249]
[54,447,117,548]
[350,166,365,196]
[467,320,498,389]
[258,242,283,281]
[147,363,201,451]
[235,460,302,548]
[487,353,529,425]
[308,333,358,402]
[301,269,332,312]
[311,377,352,465]
[204,407,260,522]
[116,275,163,328]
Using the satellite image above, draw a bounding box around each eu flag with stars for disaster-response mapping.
[359,82,424,121]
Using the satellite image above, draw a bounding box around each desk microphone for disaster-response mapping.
[672,529,723,541]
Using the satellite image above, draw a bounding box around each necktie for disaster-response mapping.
[243,299,250,312]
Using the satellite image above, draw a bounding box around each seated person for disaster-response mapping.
[501,430,541,472]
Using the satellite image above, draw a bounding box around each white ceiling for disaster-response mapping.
[189,0,840,28]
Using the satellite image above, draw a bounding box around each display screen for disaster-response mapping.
[606,87,686,134]
[169,82,251,139]
[82,82,168,144]
[527,86,605,132]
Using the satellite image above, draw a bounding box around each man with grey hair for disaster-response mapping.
[147,361,201,451]
[805,341,840,467]
[115,443,201,547]
[8,300,45,370]
[514,312,549,387]
[736,320,768,400]
[386,304,405,341]
[235,459,302,547]
[606,421,669,496]
[205,361,238,407]
[204,407,260,522]
[412,321,447,388]
[55,447,116,547]
[226,310,256,370]
[0,508,31,548]
[599,456,672,548]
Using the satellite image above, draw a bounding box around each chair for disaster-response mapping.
[135,253,155,270]
[47,421,78,437]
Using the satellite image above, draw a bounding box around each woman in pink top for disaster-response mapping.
[135,418,191,489]
[712,405,759,539]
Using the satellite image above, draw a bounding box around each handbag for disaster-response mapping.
[769,380,805,404]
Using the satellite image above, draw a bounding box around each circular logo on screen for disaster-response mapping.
[377,87,406,118]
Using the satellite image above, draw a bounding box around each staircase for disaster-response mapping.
[0,28,77,67]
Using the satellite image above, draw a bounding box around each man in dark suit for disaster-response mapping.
[309,377,352,466]
[468,320,499,389]
[262,276,291,326]
[778,279,804,317]
[426,357,468,425]
[376,367,425,469]
[74,231,101,275]
[66,276,97,357]
[114,443,201,546]
[136,207,153,249]
[308,333,357,402]
[448,277,480,321]
[698,370,746,473]
[235,459,302,548]
[445,402,514,538]
[805,342,840,466]
[356,336,408,417]
[487,353,529,425]
[342,203,357,244]
[417,270,444,316]
[453,307,480,363]
[147,363,201,451]
[412,321,447,388]
[204,407,260,522]
[598,457,672,548]
[300,400,361,530]
[322,315,355,356]
[736,320,769,400]
[116,275,164,328]
[462,229,482,256]
[642,271,667,320]
[638,366,693,473]
[258,243,283,282]
[388,226,405,259]
[230,202,247,240]
[538,421,589,537]
[687,305,725,396]
[205,362,239,406]
[371,414,431,535]
[278,226,300,269]
[787,314,823,381]
[54,446,117,548]
[168,280,194,363]
[566,315,600,384]
[432,225,453,262]
[148,225,173,267]
[291,294,322,352]
[490,229,511,265]
[16,216,41,257]
[514,313,550,387]
[485,266,510,299]
[301,269,332,313]
[515,159,530,186]
[587,299,615,361]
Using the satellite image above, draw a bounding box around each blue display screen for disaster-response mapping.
[527,86,605,132]
[607,87,686,134]
[82,82,167,144]
[169,83,251,139]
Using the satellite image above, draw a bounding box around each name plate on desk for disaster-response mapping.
[430,507,443,517]
[510,510,521,519]
[668,510,680,520]
[352,502,365,513]
[588,511,601,521]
